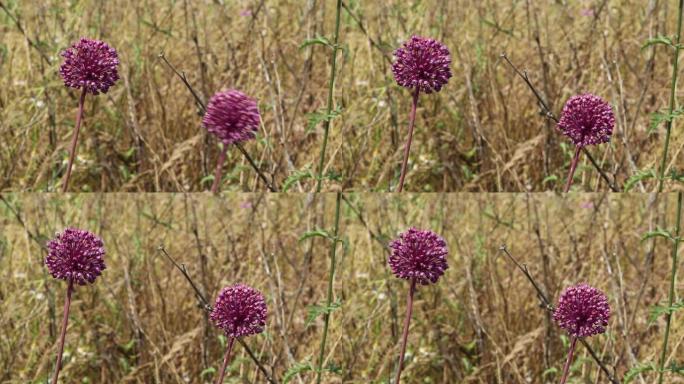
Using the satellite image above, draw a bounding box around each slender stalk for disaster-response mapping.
[397,88,420,192]
[559,337,577,384]
[158,53,276,192]
[394,278,417,384]
[657,192,683,384]
[211,145,228,193]
[315,0,343,192]
[316,192,342,384]
[658,0,684,192]
[62,88,87,192]
[51,279,74,383]
[564,146,582,192]
[215,337,236,384]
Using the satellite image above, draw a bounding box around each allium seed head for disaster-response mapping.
[202,90,261,145]
[389,228,449,285]
[210,284,267,338]
[59,38,119,95]
[557,93,614,148]
[553,283,610,338]
[392,36,452,94]
[45,228,106,285]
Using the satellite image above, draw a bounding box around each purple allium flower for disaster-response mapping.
[202,90,261,145]
[392,36,452,94]
[557,93,614,148]
[45,228,106,285]
[210,284,267,338]
[59,38,119,95]
[389,228,449,285]
[553,283,610,338]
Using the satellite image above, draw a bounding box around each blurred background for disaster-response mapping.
[0,192,681,383]
[1,0,682,192]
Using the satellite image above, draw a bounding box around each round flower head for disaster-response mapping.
[557,93,614,148]
[389,228,449,285]
[45,228,106,285]
[392,36,452,94]
[202,90,261,145]
[553,283,610,338]
[59,38,119,95]
[210,284,267,338]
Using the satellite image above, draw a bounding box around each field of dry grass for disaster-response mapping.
[0,192,681,383]
[1,1,683,192]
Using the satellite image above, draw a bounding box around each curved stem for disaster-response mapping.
[559,337,577,384]
[315,192,342,384]
[315,0,343,192]
[62,88,87,192]
[658,0,683,192]
[51,279,74,383]
[211,145,228,193]
[215,337,236,384]
[235,143,277,192]
[564,146,582,193]
[397,88,420,192]
[657,192,683,384]
[394,278,416,383]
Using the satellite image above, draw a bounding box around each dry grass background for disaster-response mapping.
[0,0,683,192]
[0,192,681,383]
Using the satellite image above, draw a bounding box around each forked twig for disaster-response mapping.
[499,245,620,384]
[500,54,620,192]
[158,245,278,384]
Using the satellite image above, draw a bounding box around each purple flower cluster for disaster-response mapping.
[557,93,614,148]
[45,228,106,285]
[210,284,267,338]
[553,283,610,338]
[392,36,452,94]
[389,228,449,285]
[202,90,261,145]
[59,38,119,95]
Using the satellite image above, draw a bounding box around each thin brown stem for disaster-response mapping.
[559,337,577,384]
[397,88,420,192]
[211,145,228,193]
[62,88,87,192]
[215,337,236,384]
[51,279,74,383]
[564,146,582,193]
[394,278,416,383]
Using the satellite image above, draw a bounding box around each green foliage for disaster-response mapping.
[305,299,342,328]
[642,35,682,50]
[624,169,656,192]
[299,36,334,50]
[641,227,679,243]
[649,108,684,135]
[306,106,344,134]
[624,362,656,383]
[648,299,684,325]
[283,361,314,384]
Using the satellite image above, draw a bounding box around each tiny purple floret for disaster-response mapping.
[202,90,261,145]
[557,93,614,148]
[59,38,119,95]
[389,228,449,285]
[210,284,267,338]
[45,228,106,285]
[553,283,610,338]
[392,36,452,94]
